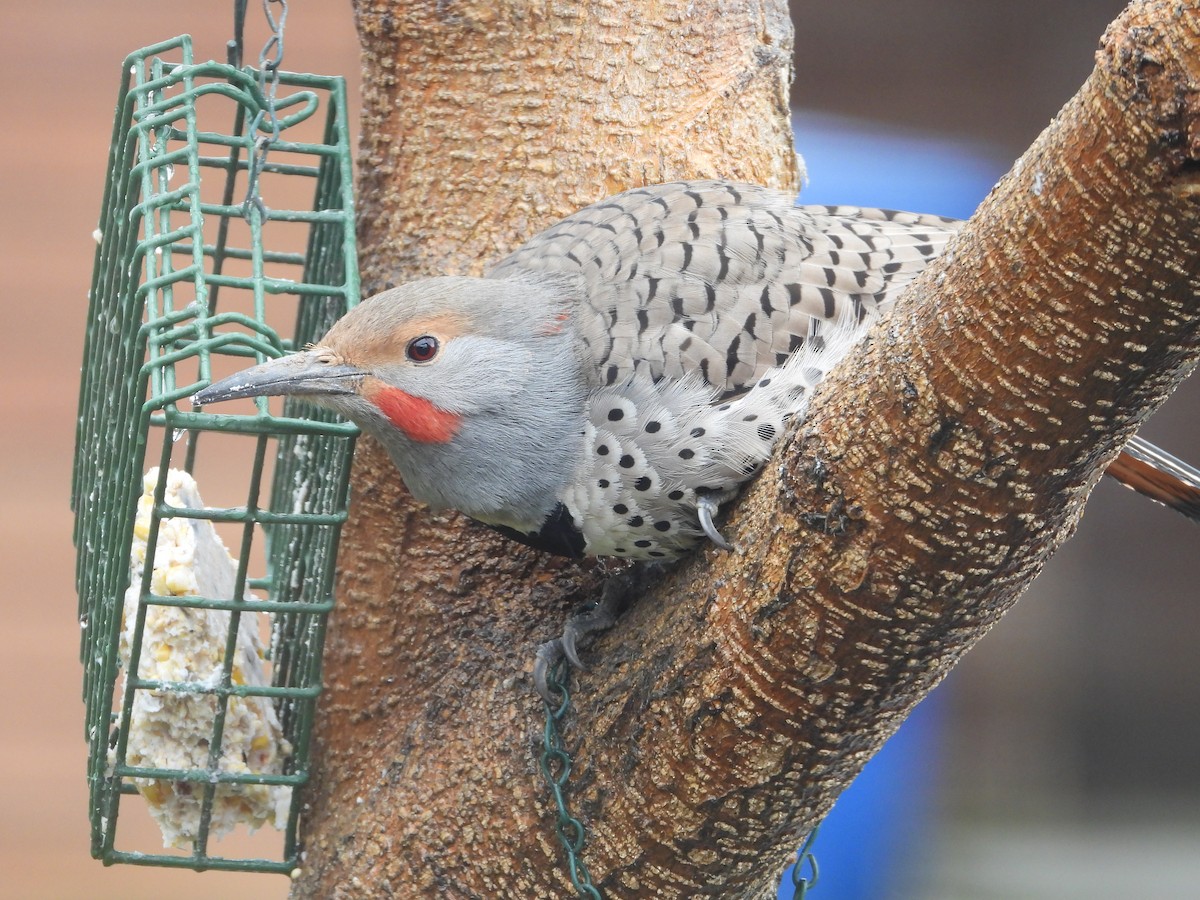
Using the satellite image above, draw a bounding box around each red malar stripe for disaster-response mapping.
[368,385,461,444]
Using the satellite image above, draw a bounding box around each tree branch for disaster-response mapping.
[294,2,1200,897]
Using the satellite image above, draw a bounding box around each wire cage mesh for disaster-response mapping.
[72,35,358,872]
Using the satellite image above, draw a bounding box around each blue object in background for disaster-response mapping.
[793,110,1003,219]
[776,111,1006,900]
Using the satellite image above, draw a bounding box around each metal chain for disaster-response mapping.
[790,824,820,898]
[539,659,603,899]
[541,655,820,899]
[242,0,288,220]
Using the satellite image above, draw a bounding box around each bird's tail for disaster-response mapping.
[1107,435,1200,524]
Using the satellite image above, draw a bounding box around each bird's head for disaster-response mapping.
[194,275,588,529]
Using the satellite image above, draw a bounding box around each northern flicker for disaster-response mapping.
[196,180,1200,562]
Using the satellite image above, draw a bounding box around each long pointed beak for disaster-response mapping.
[193,351,365,405]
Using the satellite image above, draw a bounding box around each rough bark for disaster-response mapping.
[293,2,1200,898]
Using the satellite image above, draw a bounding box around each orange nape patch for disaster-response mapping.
[363,381,461,444]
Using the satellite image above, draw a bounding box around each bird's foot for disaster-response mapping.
[696,490,734,550]
[533,571,640,703]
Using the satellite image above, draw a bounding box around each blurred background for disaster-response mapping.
[1,2,1196,898]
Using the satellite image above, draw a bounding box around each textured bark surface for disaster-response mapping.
[293,2,1200,898]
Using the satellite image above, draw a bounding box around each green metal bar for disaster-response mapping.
[191,429,267,854]
[178,202,348,224]
[159,410,356,437]
[138,594,335,614]
[202,272,349,293]
[193,154,323,177]
[124,680,325,701]
[170,242,307,265]
[114,764,310,785]
[154,505,349,526]
[103,851,296,874]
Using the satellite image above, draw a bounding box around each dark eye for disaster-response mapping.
[406,335,439,363]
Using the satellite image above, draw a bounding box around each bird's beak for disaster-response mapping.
[193,351,364,405]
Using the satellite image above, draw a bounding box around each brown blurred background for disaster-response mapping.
[1,2,1195,898]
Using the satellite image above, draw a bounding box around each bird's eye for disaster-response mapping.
[406,335,439,363]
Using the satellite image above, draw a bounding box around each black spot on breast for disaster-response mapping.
[645,420,662,434]
[608,408,624,421]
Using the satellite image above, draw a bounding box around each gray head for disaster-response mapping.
[195,275,588,531]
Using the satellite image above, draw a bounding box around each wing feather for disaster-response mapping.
[489,180,961,394]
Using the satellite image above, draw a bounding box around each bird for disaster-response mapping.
[194,180,1200,681]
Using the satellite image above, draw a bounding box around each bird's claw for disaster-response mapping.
[697,492,733,550]
[534,638,572,704]
[531,572,640,703]
[532,627,589,704]
[561,625,586,670]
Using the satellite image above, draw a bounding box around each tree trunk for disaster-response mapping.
[293,2,1200,897]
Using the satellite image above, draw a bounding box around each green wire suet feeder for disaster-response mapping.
[72,35,358,872]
